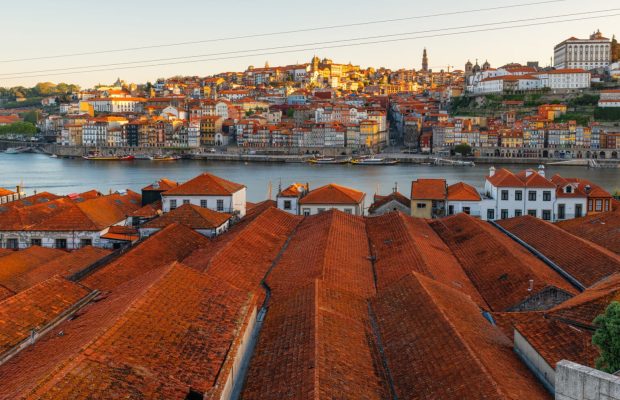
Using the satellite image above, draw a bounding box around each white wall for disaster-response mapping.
[299,203,363,216]
[162,189,246,217]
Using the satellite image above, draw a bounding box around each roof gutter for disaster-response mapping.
[488,220,585,292]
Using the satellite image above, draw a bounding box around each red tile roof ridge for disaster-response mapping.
[162,172,245,196]
[141,203,232,229]
[299,183,365,205]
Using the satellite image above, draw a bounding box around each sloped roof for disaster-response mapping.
[371,273,550,400]
[515,169,556,188]
[447,182,481,201]
[0,276,92,355]
[27,263,256,399]
[0,187,15,196]
[130,200,161,218]
[556,210,620,254]
[487,168,525,187]
[141,178,178,192]
[81,223,210,292]
[430,213,577,311]
[278,182,307,197]
[411,178,446,200]
[299,183,365,205]
[0,246,110,293]
[162,173,245,196]
[369,191,410,213]
[266,210,376,299]
[498,216,620,287]
[367,212,486,305]
[141,203,231,230]
[242,280,389,400]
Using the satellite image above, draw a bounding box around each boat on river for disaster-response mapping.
[148,155,181,161]
[82,154,135,161]
[351,156,398,165]
[306,156,351,164]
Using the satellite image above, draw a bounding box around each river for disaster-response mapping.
[0,153,618,202]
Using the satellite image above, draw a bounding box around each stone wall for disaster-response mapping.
[555,360,620,400]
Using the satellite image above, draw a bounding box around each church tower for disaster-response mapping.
[422,48,429,72]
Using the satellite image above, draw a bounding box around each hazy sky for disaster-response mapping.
[1,0,618,88]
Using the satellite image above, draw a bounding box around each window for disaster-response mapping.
[487,209,495,220]
[595,199,602,212]
[558,204,566,220]
[6,238,18,249]
[31,238,42,247]
[501,209,509,219]
[317,208,326,213]
[462,207,471,215]
[302,208,310,216]
[283,200,292,210]
[217,199,224,212]
[183,199,190,205]
[170,199,177,210]
[566,186,572,194]
[416,203,427,209]
[448,205,455,215]
[528,209,537,217]
[515,191,523,201]
[514,209,522,217]
[575,204,583,218]
[200,200,207,208]
[344,208,352,214]
[543,191,551,201]
[55,239,67,249]
[81,238,92,247]
[528,191,537,201]
[542,210,551,221]
[501,190,509,201]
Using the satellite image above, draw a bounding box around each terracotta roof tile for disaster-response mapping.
[81,223,210,292]
[242,280,389,399]
[430,213,577,311]
[369,191,410,213]
[0,247,67,292]
[0,285,14,302]
[556,210,620,254]
[141,178,178,191]
[447,182,481,201]
[28,263,256,399]
[487,168,525,187]
[0,276,92,355]
[411,178,447,200]
[278,182,308,198]
[130,200,161,218]
[498,216,620,287]
[372,273,550,399]
[142,203,231,230]
[299,183,365,205]
[162,173,245,196]
[267,210,376,299]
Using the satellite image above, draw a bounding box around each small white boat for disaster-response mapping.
[351,157,398,165]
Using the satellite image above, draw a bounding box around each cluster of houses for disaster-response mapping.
[0,166,613,252]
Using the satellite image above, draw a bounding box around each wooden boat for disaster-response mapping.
[307,156,350,164]
[350,157,398,165]
[149,155,181,161]
[82,154,135,161]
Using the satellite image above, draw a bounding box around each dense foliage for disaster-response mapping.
[593,301,620,374]
[0,121,37,135]
[0,82,80,101]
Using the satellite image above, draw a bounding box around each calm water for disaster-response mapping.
[1,153,618,202]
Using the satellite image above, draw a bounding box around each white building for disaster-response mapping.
[598,89,620,108]
[161,173,247,217]
[298,184,365,216]
[446,182,482,217]
[554,30,611,70]
[276,183,308,214]
[534,69,591,90]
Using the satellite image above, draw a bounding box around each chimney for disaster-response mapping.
[16,185,21,199]
[489,166,496,177]
[538,164,545,178]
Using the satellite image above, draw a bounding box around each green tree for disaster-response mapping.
[612,35,619,62]
[593,301,620,373]
[0,121,37,136]
[21,110,40,124]
[454,143,472,156]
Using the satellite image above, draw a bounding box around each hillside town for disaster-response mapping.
[0,169,619,399]
[1,31,620,161]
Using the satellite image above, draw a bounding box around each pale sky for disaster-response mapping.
[1,0,619,88]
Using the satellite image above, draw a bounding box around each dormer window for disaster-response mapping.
[566,186,572,194]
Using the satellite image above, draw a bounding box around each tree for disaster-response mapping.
[454,143,472,156]
[21,110,40,124]
[592,301,620,373]
[612,35,619,63]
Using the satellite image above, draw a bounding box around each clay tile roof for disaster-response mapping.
[430,213,577,311]
[0,192,60,211]
[266,210,376,299]
[0,285,14,302]
[100,225,140,241]
[371,273,550,400]
[130,200,161,218]
[447,182,481,201]
[0,276,92,355]
[0,247,67,292]
[498,216,620,287]
[368,191,410,213]
[0,246,110,293]
[242,280,390,400]
[367,212,486,306]
[184,207,301,293]
[299,183,365,205]
[546,273,620,329]
[487,168,525,187]
[162,173,245,196]
[411,178,446,200]
[81,223,210,292]
[556,210,620,255]
[0,187,16,196]
[278,182,308,197]
[26,263,257,399]
[515,170,556,188]
[142,203,231,230]
[141,178,178,191]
